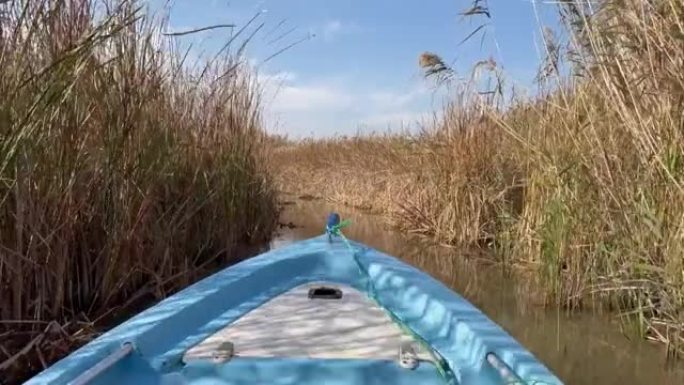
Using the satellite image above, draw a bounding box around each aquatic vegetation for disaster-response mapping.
[273,0,684,357]
[0,0,277,381]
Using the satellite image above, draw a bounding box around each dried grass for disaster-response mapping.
[273,0,684,357]
[0,0,277,382]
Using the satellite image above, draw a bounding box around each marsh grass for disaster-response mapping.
[273,0,684,356]
[0,0,277,381]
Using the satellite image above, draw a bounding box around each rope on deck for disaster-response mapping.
[326,212,556,385]
[326,214,456,385]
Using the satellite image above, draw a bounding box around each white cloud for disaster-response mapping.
[259,72,438,138]
[368,86,429,109]
[259,71,352,112]
[272,84,353,112]
[323,20,343,39]
[259,71,297,84]
[320,20,361,42]
[360,111,432,128]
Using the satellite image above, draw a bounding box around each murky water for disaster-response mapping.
[272,199,684,385]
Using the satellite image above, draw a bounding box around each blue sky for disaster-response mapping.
[150,0,559,138]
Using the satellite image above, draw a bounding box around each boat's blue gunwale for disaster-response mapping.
[24,235,564,385]
[354,245,563,385]
[24,239,331,385]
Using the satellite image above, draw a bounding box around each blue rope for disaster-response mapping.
[324,213,555,385]
[325,213,456,384]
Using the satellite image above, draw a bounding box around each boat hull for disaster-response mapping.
[24,235,563,385]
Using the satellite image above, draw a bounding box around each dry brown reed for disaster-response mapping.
[0,0,277,382]
[272,0,684,357]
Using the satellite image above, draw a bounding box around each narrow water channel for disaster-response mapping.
[271,199,684,385]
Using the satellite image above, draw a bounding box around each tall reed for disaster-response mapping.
[0,0,277,381]
[273,0,684,356]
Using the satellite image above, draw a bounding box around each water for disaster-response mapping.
[272,199,684,385]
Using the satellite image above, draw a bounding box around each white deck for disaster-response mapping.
[183,282,432,362]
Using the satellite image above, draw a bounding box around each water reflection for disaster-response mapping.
[272,199,684,385]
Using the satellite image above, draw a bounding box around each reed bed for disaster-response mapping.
[273,0,684,357]
[0,0,277,382]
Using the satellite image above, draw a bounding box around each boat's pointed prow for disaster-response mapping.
[25,215,563,385]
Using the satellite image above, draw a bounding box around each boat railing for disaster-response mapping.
[69,342,134,385]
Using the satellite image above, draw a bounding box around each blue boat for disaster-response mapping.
[25,217,564,385]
